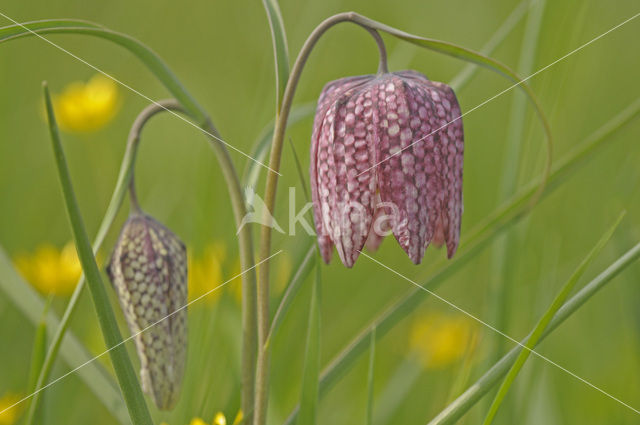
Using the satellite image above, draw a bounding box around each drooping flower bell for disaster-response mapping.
[310,70,463,267]
[107,212,188,409]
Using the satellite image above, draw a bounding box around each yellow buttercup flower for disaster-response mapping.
[52,74,119,132]
[162,410,240,425]
[188,242,226,305]
[14,242,81,296]
[409,312,476,369]
[0,393,22,425]
[212,412,227,425]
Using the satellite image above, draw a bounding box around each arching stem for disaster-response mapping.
[254,12,389,425]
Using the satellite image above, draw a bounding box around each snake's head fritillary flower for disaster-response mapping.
[310,70,463,267]
[107,213,187,410]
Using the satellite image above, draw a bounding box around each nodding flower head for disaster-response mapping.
[310,70,464,267]
[107,212,188,410]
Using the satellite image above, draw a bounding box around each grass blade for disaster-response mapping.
[243,103,315,190]
[429,239,640,425]
[0,19,205,123]
[26,303,48,425]
[365,327,376,425]
[266,241,315,347]
[43,82,153,425]
[488,0,546,379]
[281,98,640,425]
[482,212,626,425]
[261,0,290,112]
[298,260,321,425]
[0,246,128,423]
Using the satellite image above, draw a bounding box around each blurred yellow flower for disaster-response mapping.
[409,312,476,369]
[0,393,21,425]
[188,242,229,305]
[189,418,208,425]
[14,242,81,296]
[52,74,119,132]
[212,412,227,425]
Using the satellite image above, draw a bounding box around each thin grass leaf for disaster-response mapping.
[27,302,49,392]
[281,97,640,425]
[265,139,316,346]
[0,246,128,424]
[482,211,626,425]
[266,240,315,348]
[0,19,205,122]
[26,303,48,425]
[43,83,153,425]
[365,327,376,425]
[288,137,310,202]
[298,260,321,425]
[261,0,290,112]
[429,240,640,425]
[24,98,140,425]
[243,103,315,190]
[488,0,547,377]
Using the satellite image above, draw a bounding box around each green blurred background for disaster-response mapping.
[1,0,639,424]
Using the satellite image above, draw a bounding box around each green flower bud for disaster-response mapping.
[107,213,187,410]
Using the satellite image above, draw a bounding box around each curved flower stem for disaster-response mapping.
[122,100,259,421]
[254,12,389,425]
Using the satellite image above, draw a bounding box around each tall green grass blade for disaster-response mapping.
[243,103,315,190]
[265,136,316,346]
[24,99,140,425]
[429,239,640,425]
[43,83,153,425]
[483,212,625,425]
[26,303,48,425]
[298,261,321,425]
[266,242,315,347]
[365,327,376,425]
[0,247,128,424]
[288,137,310,202]
[27,303,49,392]
[281,98,640,425]
[0,19,205,123]
[261,0,290,112]
[488,0,546,378]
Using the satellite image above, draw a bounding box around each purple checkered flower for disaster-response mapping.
[310,70,464,267]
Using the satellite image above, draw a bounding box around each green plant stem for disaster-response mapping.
[281,98,640,425]
[429,240,640,425]
[43,82,154,425]
[254,14,389,425]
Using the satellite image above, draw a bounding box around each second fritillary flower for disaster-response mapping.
[107,213,187,410]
